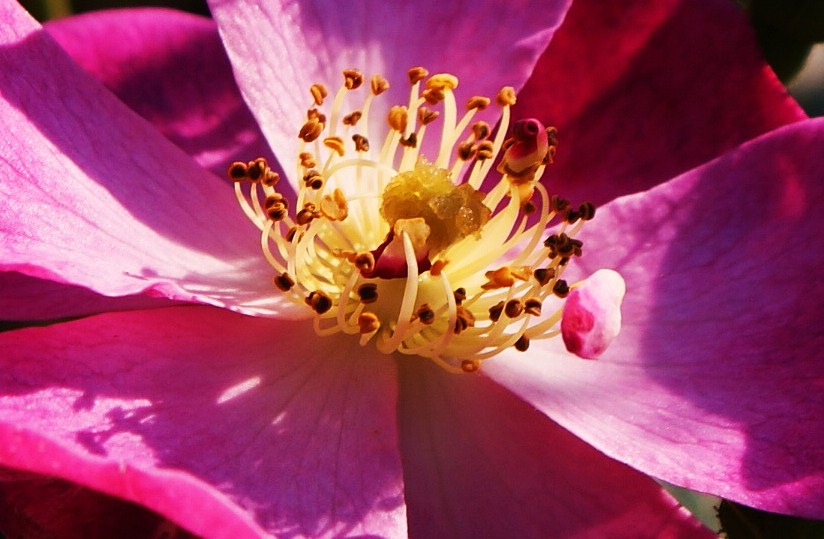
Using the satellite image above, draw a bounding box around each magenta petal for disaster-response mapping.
[44,8,276,179]
[0,271,175,321]
[398,360,714,538]
[0,306,406,537]
[517,0,806,205]
[487,119,824,518]
[208,0,571,183]
[0,2,294,316]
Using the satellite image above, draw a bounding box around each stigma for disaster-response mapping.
[231,67,625,373]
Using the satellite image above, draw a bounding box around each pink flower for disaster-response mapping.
[0,0,821,537]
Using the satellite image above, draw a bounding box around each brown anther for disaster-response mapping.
[553,279,570,298]
[476,140,494,161]
[524,298,542,316]
[545,145,557,165]
[569,238,584,257]
[414,304,436,325]
[579,201,596,221]
[303,170,324,190]
[546,126,559,146]
[388,106,408,133]
[273,272,296,292]
[417,107,439,125]
[461,359,481,374]
[296,203,317,225]
[466,96,491,110]
[522,200,537,214]
[299,118,324,142]
[310,83,328,106]
[454,306,475,334]
[421,88,445,105]
[425,73,458,91]
[496,86,517,106]
[488,301,505,322]
[533,267,555,286]
[265,195,288,221]
[471,121,491,140]
[299,152,316,169]
[320,188,348,221]
[306,108,326,123]
[399,133,417,148]
[227,161,248,181]
[461,359,480,373]
[285,226,300,242]
[564,208,582,224]
[323,136,345,157]
[357,282,378,303]
[265,193,288,209]
[354,252,376,274]
[263,170,280,187]
[408,66,429,84]
[514,334,530,352]
[429,259,448,276]
[370,74,390,95]
[352,134,370,152]
[545,233,572,257]
[453,287,467,305]
[504,299,524,318]
[357,312,380,334]
[550,195,570,212]
[342,111,363,126]
[306,290,333,314]
[457,142,476,161]
[246,158,267,181]
[342,69,364,90]
[482,267,515,290]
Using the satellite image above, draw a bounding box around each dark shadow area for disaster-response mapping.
[0,467,199,539]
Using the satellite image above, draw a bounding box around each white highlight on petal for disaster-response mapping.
[561,269,626,359]
[216,376,262,404]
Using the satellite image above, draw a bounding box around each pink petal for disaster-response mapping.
[44,8,277,180]
[486,119,824,518]
[0,271,175,321]
[0,2,295,317]
[398,360,715,538]
[207,0,571,185]
[516,0,806,206]
[0,306,406,538]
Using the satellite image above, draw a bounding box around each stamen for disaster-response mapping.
[231,68,623,373]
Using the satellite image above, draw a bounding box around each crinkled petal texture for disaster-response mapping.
[207,0,571,185]
[0,1,298,317]
[487,119,824,518]
[398,360,714,539]
[0,306,407,539]
[515,0,806,206]
[44,8,275,179]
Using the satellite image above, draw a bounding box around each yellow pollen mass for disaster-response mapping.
[231,67,600,373]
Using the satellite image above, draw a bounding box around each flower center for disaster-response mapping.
[231,67,622,373]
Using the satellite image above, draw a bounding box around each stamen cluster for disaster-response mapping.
[231,67,597,373]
